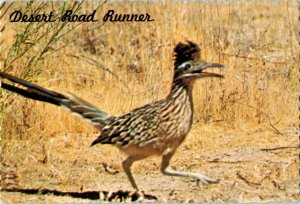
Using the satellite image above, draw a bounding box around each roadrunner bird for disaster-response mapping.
[0,41,224,191]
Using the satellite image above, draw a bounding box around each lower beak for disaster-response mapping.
[196,63,224,78]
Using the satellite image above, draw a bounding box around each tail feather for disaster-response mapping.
[0,72,112,130]
[1,82,62,105]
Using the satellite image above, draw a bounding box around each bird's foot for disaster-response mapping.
[128,190,144,202]
[192,173,220,185]
[130,190,157,202]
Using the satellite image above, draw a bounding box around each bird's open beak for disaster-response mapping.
[194,63,224,78]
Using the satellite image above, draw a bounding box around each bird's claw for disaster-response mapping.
[193,173,220,185]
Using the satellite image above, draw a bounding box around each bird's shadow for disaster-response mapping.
[4,187,157,202]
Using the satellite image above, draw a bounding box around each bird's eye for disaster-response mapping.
[179,62,192,70]
[184,64,191,69]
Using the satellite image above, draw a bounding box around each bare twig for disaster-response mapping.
[261,146,299,151]
[237,170,271,186]
[220,52,286,65]
[0,2,13,20]
[236,171,261,186]
[102,162,119,175]
[285,1,295,59]
[232,101,284,135]
[0,2,5,10]
[66,54,130,92]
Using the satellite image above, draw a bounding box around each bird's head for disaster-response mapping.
[173,41,224,82]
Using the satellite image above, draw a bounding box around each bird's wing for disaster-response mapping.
[91,102,165,147]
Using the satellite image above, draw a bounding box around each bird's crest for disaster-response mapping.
[174,41,201,68]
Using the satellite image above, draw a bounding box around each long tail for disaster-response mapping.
[0,72,113,129]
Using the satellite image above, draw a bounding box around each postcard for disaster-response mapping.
[0,0,298,202]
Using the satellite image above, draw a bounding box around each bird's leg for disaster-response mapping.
[122,156,147,201]
[161,149,220,185]
[122,155,148,190]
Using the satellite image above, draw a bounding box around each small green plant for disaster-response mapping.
[0,1,106,137]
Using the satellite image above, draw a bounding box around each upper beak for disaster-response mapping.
[195,63,224,78]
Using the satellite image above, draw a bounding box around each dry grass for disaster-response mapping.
[0,1,299,202]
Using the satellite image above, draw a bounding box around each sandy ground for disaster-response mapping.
[1,125,299,202]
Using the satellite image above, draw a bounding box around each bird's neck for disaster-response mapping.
[165,79,195,131]
[168,79,194,111]
[169,79,194,98]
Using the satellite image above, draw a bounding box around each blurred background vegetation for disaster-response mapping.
[1,1,298,140]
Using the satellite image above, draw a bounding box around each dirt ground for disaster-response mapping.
[1,125,299,202]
